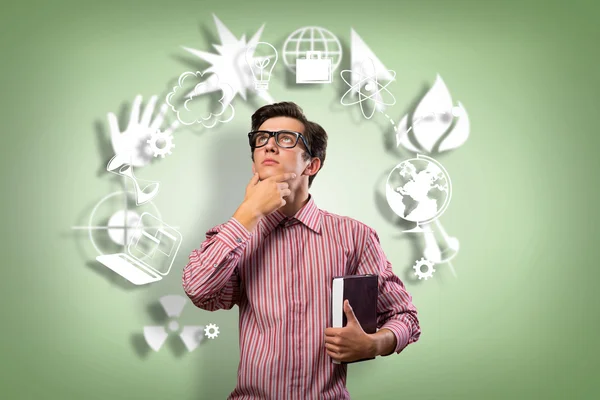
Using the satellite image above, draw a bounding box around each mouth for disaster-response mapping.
[262,159,279,165]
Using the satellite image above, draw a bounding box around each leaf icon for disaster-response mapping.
[255,58,270,69]
[438,102,470,153]
[412,74,454,153]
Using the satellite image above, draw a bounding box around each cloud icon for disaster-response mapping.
[166,71,235,128]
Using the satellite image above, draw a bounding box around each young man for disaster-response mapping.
[183,102,421,399]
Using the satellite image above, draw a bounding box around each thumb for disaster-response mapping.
[344,300,358,324]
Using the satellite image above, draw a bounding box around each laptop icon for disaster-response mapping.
[96,212,182,285]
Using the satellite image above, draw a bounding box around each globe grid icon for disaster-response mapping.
[282,26,342,73]
[385,154,452,232]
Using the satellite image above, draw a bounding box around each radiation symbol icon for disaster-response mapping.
[143,295,206,352]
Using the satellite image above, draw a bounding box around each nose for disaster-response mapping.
[264,136,278,152]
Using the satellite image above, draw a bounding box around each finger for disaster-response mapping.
[344,300,358,323]
[277,182,289,190]
[325,328,342,337]
[281,189,291,197]
[326,349,342,361]
[324,335,339,344]
[248,173,260,186]
[107,112,120,135]
[163,119,180,135]
[270,173,296,182]
[325,343,342,353]
[127,95,143,129]
[140,95,158,127]
[149,103,168,132]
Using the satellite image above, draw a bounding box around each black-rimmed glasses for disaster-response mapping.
[248,130,313,157]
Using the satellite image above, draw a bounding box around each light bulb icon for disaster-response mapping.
[246,41,278,91]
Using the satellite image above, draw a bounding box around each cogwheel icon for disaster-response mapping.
[146,129,175,158]
[204,323,220,339]
[413,258,436,280]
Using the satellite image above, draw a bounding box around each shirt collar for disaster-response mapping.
[261,194,322,235]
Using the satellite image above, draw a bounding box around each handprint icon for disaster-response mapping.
[106,95,179,205]
[107,94,179,168]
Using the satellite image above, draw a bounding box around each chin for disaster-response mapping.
[259,166,281,177]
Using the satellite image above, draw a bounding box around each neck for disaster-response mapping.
[279,185,310,217]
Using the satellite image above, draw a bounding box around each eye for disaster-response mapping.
[256,134,269,144]
[279,134,295,143]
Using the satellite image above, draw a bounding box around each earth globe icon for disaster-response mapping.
[385,154,452,233]
[282,27,343,73]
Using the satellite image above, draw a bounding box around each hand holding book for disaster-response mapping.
[324,299,377,364]
[325,274,379,364]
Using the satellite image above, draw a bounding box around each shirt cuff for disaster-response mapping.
[216,217,253,251]
[380,320,411,355]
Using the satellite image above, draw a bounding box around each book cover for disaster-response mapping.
[331,274,378,364]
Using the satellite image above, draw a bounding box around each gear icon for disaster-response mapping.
[146,129,175,158]
[413,257,435,280]
[204,323,220,339]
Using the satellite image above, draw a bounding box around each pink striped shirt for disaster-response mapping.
[183,195,420,399]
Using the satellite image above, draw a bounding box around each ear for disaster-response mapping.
[303,157,321,177]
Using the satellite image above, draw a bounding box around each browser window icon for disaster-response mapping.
[96,213,182,285]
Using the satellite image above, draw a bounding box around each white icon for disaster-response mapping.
[394,77,469,278]
[385,154,451,233]
[340,58,396,120]
[282,26,342,74]
[245,41,278,91]
[423,219,460,266]
[296,51,332,84]
[71,191,163,257]
[181,14,274,105]
[395,75,470,154]
[147,129,175,158]
[166,70,235,128]
[143,295,206,352]
[107,155,159,206]
[413,258,435,280]
[96,212,182,285]
[108,94,179,168]
[349,29,396,114]
[204,323,220,339]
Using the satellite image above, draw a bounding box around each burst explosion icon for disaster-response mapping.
[143,295,215,352]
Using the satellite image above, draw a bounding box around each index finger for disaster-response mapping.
[269,173,296,182]
[324,327,342,337]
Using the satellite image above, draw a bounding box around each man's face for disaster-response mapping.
[252,116,314,182]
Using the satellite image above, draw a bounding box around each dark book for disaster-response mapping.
[330,274,378,364]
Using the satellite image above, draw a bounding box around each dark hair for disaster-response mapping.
[250,101,327,188]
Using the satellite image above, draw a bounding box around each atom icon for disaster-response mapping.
[340,58,396,120]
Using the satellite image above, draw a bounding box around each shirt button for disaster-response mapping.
[235,237,242,243]
[213,263,218,268]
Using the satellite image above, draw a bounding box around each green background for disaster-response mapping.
[1,0,598,398]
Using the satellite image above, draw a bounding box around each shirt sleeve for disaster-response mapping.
[354,227,421,355]
[182,217,252,311]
